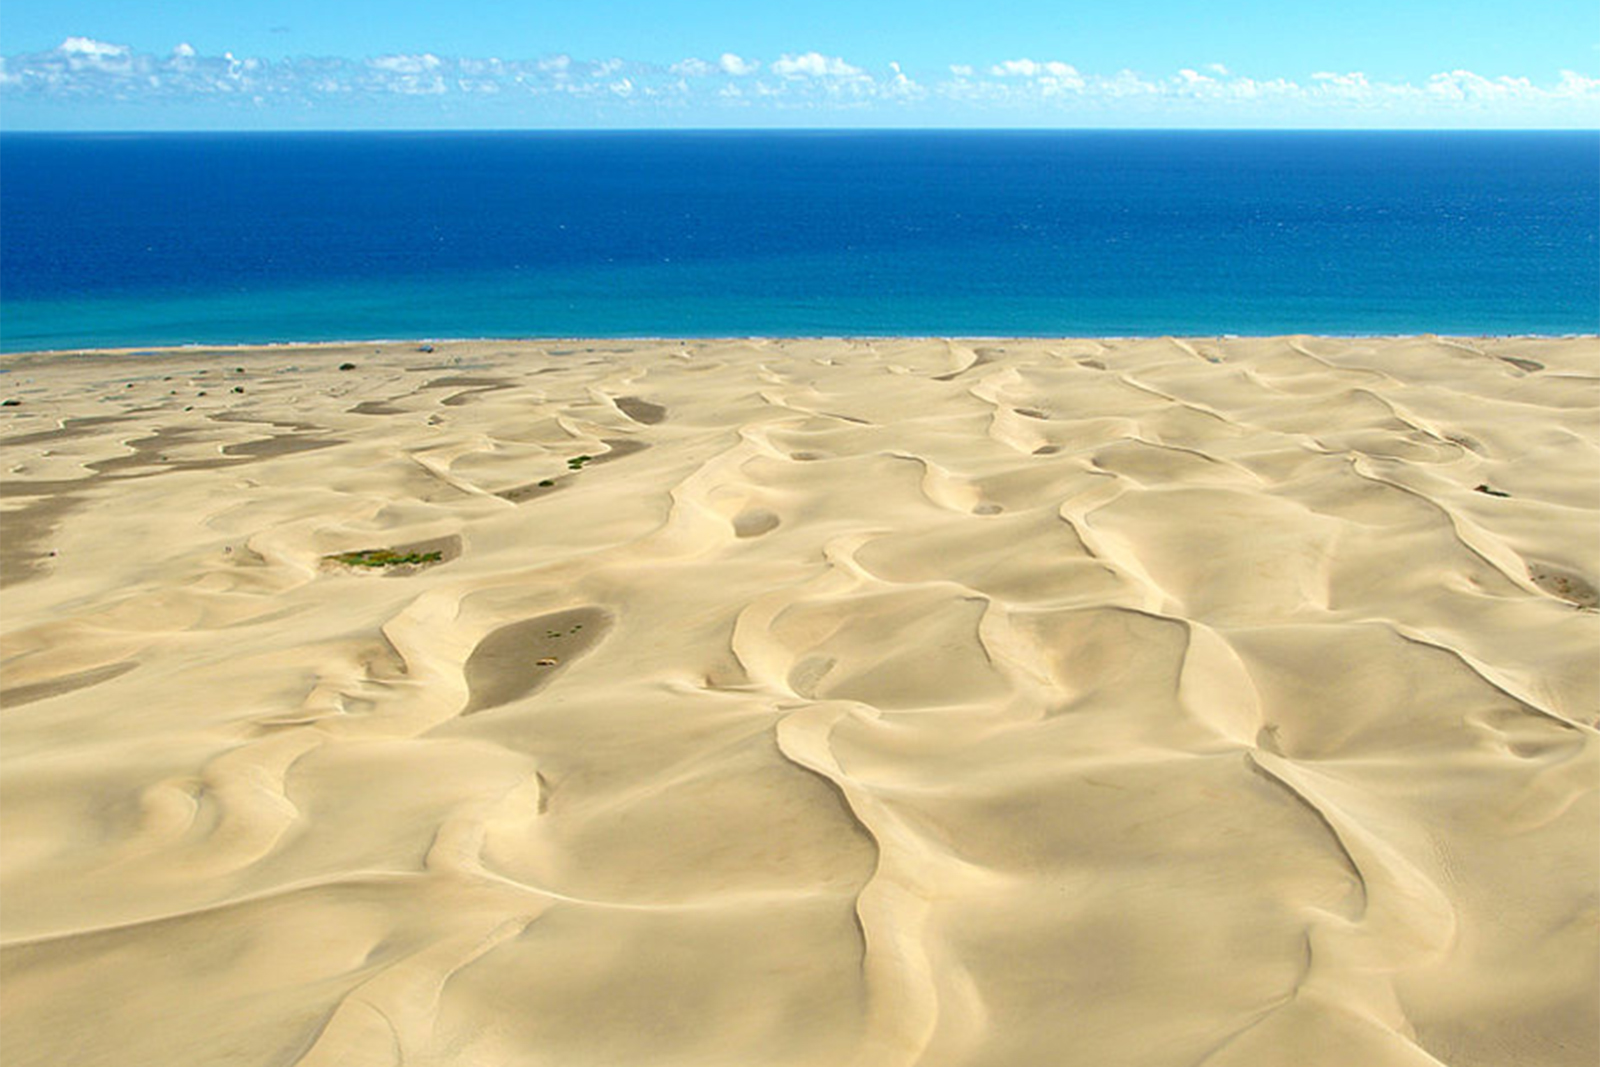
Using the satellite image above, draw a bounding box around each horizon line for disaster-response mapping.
[4,125,1596,135]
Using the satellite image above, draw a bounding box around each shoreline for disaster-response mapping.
[3,331,1596,365]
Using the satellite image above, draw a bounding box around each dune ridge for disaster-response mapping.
[1,336,1596,1066]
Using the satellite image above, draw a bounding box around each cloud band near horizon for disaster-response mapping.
[3,37,1596,127]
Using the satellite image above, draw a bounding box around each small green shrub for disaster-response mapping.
[327,548,444,568]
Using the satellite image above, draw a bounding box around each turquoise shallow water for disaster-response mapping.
[2,130,1596,351]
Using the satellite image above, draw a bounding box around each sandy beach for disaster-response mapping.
[1,335,1595,1066]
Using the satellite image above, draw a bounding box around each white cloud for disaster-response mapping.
[60,37,129,58]
[49,36,139,77]
[362,53,446,95]
[2,42,1595,126]
[1426,69,1552,103]
[991,58,1035,77]
[1311,70,1375,100]
[885,61,923,99]
[1099,69,1160,97]
[1556,69,1600,96]
[771,52,862,78]
[990,58,1079,81]
[671,57,712,77]
[369,54,442,74]
[987,58,1084,96]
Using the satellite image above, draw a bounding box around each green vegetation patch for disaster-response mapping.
[327,548,444,568]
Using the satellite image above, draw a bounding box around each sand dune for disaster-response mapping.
[1,336,1595,1066]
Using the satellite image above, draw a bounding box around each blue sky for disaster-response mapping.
[3,0,1597,128]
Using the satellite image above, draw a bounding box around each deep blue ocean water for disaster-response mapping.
[1,130,1595,352]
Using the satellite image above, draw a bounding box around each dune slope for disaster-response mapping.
[2,336,1596,1067]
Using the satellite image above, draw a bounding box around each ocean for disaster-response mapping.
[1,130,1595,352]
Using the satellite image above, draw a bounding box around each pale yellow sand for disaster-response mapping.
[1,336,1596,1067]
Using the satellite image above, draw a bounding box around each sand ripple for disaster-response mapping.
[1,336,1595,1066]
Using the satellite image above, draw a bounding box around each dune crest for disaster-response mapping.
[2,336,1596,1066]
